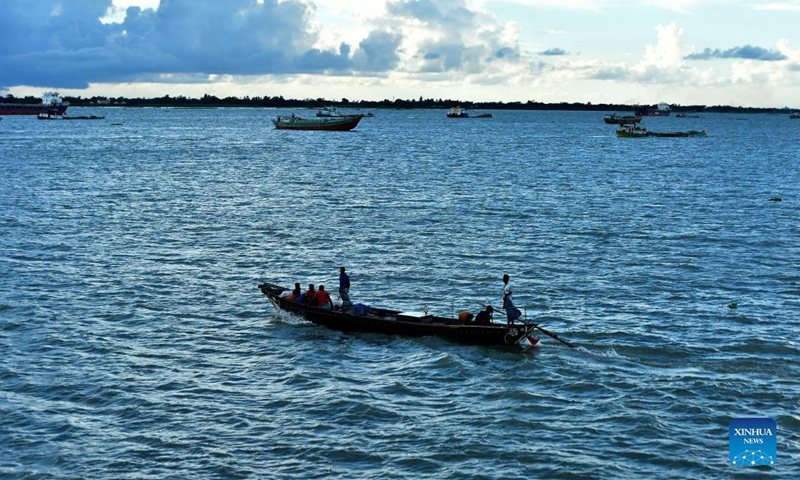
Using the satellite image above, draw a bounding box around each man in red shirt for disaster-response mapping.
[316,285,333,309]
[304,284,317,305]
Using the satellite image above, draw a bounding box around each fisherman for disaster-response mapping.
[502,274,522,325]
[474,305,494,325]
[304,284,317,305]
[316,285,333,310]
[339,267,352,307]
[290,282,302,301]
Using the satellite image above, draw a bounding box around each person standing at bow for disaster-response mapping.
[502,274,522,325]
[339,267,352,307]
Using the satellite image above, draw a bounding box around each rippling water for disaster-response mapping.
[1,108,799,479]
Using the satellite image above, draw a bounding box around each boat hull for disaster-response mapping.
[0,104,68,116]
[258,283,536,346]
[617,129,707,138]
[634,108,670,117]
[604,115,641,124]
[273,115,362,131]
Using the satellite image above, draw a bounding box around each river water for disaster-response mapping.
[1,107,798,479]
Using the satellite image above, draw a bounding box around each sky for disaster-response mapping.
[1,0,800,108]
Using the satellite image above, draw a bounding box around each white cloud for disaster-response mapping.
[2,0,800,107]
[754,2,800,11]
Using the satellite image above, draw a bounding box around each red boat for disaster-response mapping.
[0,92,69,116]
[273,114,363,131]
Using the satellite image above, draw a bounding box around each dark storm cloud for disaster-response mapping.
[684,45,787,61]
[0,0,398,89]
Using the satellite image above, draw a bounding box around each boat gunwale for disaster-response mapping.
[258,282,534,345]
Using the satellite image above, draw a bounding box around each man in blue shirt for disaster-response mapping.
[339,267,352,307]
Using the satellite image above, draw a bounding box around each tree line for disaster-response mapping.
[3,93,793,114]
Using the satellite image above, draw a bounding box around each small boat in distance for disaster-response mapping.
[447,106,469,118]
[37,113,105,120]
[446,106,491,118]
[634,103,671,117]
[604,113,642,124]
[0,92,69,116]
[316,106,339,117]
[790,112,800,119]
[258,282,559,347]
[617,124,707,138]
[273,114,363,131]
[316,106,374,118]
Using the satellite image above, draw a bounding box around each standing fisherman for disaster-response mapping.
[339,267,352,307]
[502,274,522,325]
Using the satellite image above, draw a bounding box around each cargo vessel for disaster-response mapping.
[0,92,69,116]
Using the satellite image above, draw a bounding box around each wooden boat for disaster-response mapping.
[604,113,642,124]
[37,113,104,120]
[273,114,363,131]
[258,282,543,346]
[617,125,707,138]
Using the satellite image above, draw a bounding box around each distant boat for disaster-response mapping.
[790,112,800,119]
[316,106,374,118]
[0,92,69,116]
[273,114,363,131]
[617,125,707,138]
[447,106,469,118]
[604,113,642,124]
[37,113,105,120]
[446,106,491,118]
[675,113,687,118]
[634,103,671,117]
[316,106,339,117]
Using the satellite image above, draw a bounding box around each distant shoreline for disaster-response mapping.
[3,94,796,114]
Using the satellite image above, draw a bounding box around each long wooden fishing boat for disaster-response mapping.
[617,125,707,138]
[604,113,641,124]
[273,114,363,131]
[258,282,544,346]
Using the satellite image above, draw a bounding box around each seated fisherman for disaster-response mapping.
[474,305,494,325]
[288,282,302,301]
[316,285,333,310]
[304,284,317,305]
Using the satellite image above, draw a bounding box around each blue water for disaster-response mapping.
[1,108,799,479]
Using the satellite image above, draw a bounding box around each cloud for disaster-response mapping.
[539,48,567,56]
[685,45,788,61]
[642,0,700,14]
[0,0,530,90]
[494,0,603,12]
[754,2,800,11]
[385,0,525,75]
[0,0,404,88]
[352,30,404,72]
